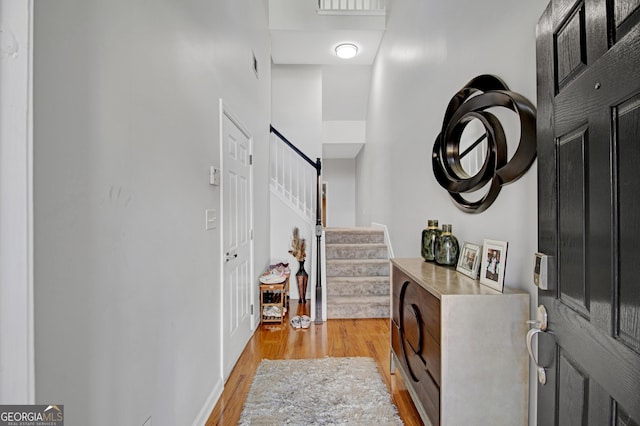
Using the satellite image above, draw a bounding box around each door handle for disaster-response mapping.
[526,328,547,385]
[225,252,238,262]
[526,304,549,385]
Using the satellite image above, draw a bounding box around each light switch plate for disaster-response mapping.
[209,166,221,186]
[205,209,217,230]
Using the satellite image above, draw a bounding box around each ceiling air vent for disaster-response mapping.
[317,0,386,16]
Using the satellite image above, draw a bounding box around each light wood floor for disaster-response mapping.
[205,301,423,425]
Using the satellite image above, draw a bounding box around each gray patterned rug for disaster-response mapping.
[239,357,403,425]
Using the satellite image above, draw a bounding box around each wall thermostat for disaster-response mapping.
[533,252,555,290]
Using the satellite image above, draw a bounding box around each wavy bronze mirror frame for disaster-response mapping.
[432,74,537,213]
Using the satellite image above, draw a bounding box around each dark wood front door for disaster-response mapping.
[536,0,640,424]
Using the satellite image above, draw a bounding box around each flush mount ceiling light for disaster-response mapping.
[335,43,358,59]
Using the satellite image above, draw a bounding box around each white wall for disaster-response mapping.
[323,159,356,228]
[269,195,315,301]
[322,120,366,143]
[357,1,548,424]
[0,0,34,404]
[271,65,322,300]
[32,0,271,425]
[322,65,371,121]
[271,65,323,159]
[270,64,322,302]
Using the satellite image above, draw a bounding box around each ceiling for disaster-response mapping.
[271,29,383,65]
[268,0,387,158]
[269,0,386,65]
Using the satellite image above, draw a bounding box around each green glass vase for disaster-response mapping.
[421,219,441,262]
[435,224,459,266]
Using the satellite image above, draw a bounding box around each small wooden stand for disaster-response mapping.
[259,274,289,325]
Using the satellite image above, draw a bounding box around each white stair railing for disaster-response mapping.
[270,129,317,222]
[317,0,385,15]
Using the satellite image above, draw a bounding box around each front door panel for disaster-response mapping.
[537,0,640,424]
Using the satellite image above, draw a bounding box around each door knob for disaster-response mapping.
[225,252,238,262]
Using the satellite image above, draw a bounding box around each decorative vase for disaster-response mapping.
[435,224,459,266]
[296,260,308,304]
[421,219,441,262]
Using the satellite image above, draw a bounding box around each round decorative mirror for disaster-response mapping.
[432,75,537,213]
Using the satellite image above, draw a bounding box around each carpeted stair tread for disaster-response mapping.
[325,243,388,259]
[327,295,389,305]
[325,228,385,244]
[326,258,390,277]
[326,276,389,296]
[324,227,390,319]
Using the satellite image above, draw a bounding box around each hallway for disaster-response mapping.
[206,302,421,425]
[1,0,547,422]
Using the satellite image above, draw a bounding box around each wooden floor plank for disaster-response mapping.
[205,302,423,425]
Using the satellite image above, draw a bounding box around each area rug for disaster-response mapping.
[238,357,403,425]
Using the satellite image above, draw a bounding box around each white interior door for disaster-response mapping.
[221,103,254,380]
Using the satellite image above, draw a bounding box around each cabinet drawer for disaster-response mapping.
[393,268,441,342]
[421,323,441,386]
[414,365,440,426]
[402,279,440,343]
[400,282,442,386]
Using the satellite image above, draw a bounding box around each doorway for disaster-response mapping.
[322,181,327,227]
[220,101,254,380]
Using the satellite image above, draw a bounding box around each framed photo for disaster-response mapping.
[480,239,508,292]
[456,242,482,279]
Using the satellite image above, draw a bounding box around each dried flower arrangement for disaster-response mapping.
[288,227,306,261]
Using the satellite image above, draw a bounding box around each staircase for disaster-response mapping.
[325,228,390,319]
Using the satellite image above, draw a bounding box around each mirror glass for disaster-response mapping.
[459,118,488,177]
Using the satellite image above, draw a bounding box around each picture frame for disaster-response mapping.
[456,242,482,279]
[479,239,508,292]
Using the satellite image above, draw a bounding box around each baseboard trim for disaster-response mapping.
[192,378,224,426]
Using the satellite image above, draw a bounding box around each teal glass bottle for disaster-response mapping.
[435,224,459,266]
[421,219,441,262]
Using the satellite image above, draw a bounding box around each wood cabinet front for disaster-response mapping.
[390,258,529,426]
[392,268,441,424]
